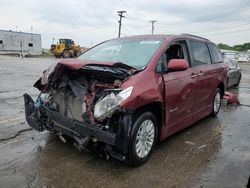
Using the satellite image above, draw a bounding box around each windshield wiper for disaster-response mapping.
[130,66,146,75]
[113,62,137,71]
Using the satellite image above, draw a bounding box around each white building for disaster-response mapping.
[0,29,42,56]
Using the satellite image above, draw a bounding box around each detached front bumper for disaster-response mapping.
[23,93,117,146]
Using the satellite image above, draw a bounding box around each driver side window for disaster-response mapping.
[166,44,184,63]
[165,42,189,66]
[155,41,189,73]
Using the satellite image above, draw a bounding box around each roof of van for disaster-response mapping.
[112,34,210,42]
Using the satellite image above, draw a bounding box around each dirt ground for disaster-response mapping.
[0,55,249,188]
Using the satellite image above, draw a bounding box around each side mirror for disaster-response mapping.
[166,59,188,72]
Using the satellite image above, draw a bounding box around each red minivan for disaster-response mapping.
[24,34,227,166]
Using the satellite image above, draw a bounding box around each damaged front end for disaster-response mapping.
[24,60,135,160]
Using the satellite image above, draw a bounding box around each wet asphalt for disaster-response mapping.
[0,55,249,188]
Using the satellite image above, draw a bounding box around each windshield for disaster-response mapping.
[78,38,163,69]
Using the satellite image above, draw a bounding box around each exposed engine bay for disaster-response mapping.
[35,62,134,126]
[23,60,136,161]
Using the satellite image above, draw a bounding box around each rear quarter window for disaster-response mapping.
[208,43,223,64]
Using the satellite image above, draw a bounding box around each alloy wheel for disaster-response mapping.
[135,119,155,158]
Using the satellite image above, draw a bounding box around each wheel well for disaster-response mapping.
[218,82,225,96]
[133,102,164,129]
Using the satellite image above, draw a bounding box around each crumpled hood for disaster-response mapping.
[34,59,136,91]
[58,59,118,70]
[58,59,136,70]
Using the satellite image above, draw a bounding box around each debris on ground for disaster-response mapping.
[223,91,240,104]
[185,141,195,145]
[198,145,207,149]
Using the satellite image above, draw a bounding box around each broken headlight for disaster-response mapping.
[94,86,133,121]
[40,93,50,103]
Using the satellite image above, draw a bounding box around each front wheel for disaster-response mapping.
[54,54,61,58]
[128,112,158,166]
[210,88,222,116]
[76,50,82,57]
[62,50,70,58]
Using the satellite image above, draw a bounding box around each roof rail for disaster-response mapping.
[181,33,209,41]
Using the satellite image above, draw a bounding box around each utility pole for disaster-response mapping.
[30,26,33,41]
[149,20,157,35]
[20,41,23,58]
[117,11,126,38]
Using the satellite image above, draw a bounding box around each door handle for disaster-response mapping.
[198,72,205,76]
[190,74,197,78]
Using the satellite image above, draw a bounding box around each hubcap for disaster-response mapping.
[135,120,155,158]
[214,91,221,112]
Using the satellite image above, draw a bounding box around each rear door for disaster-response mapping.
[188,40,214,112]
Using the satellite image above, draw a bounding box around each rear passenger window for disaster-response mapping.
[190,41,211,66]
[208,43,223,63]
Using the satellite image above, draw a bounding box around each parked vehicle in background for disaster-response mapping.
[50,39,82,58]
[24,34,227,166]
[224,59,241,88]
[221,49,239,61]
[237,54,249,63]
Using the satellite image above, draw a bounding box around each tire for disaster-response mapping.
[128,112,158,167]
[210,88,222,117]
[76,50,82,57]
[62,50,70,58]
[69,51,74,58]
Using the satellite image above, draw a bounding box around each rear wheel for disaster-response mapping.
[128,112,158,166]
[54,54,61,58]
[210,88,222,116]
[76,50,82,57]
[62,50,70,58]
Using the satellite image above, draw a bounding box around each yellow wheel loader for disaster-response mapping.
[50,39,82,58]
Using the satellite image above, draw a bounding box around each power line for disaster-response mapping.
[125,14,148,28]
[191,22,250,35]
[117,11,126,38]
[157,22,250,35]
[202,27,250,37]
[164,6,250,27]
[122,25,131,36]
[158,5,250,26]
[41,23,115,36]
[126,5,250,28]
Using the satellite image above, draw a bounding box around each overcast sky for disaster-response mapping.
[0,0,250,48]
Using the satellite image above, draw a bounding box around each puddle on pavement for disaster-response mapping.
[0,115,224,188]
